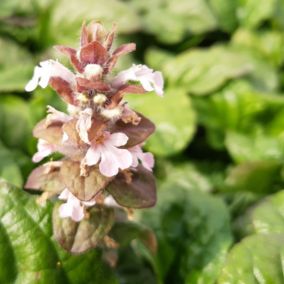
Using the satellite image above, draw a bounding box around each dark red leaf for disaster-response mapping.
[104,25,116,51]
[33,119,63,145]
[107,165,156,208]
[119,85,146,94]
[80,22,89,47]
[104,43,136,73]
[105,85,145,108]
[60,160,112,201]
[76,77,110,93]
[112,113,155,147]
[25,161,64,194]
[80,41,108,65]
[112,43,136,57]
[55,45,84,72]
[53,204,115,253]
[49,77,77,105]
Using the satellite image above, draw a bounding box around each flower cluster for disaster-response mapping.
[25,22,163,228]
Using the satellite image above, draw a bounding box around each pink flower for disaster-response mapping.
[25,60,75,92]
[129,145,154,171]
[58,188,96,222]
[112,64,164,96]
[85,132,132,177]
[32,139,57,162]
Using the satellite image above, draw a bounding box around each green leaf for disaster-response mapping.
[163,46,278,95]
[130,0,217,44]
[128,88,196,156]
[53,204,115,254]
[232,29,284,67]
[140,185,232,284]
[0,39,34,92]
[51,0,141,45]
[110,221,156,252]
[224,161,282,194]
[0,179,117,283]
[0,141,23,187]
[0,95,33,153]
[145,48,174,71]
[218,234,284,284]
[0,0,33,17]
[208,0,238,31]
[226,131,284,162]
[239,190,284,235]
[193,80,284,152]
[159,162,214,193]
[115,246,157,284]
[29,88,66,125]
[236,0,276,28]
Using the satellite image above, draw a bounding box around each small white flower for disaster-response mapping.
[58,188,96,222]
[32,139,57,163]
[76,108,93,144]
[104,195,121,208]
[84,64,103,80]
[25,60,75,92]
[112,64,164,96]
[93,94,107,105]
[100,106,122,120]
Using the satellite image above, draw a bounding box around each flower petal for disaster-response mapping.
[76,108,93,144]
[85,147,101,166]
[110,146,133,170]
[139,152,154,171]
[25,66,43,92]
[59,190,85,222]
[71,205,85,222]
[32,139,56,163]
[108,132,129,147]
[59,203,73,218]
[112,64,164,97]
[99,148,120,177]
[58,188,70,200]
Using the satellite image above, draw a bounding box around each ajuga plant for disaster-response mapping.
[24,21,164,254]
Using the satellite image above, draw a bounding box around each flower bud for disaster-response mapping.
[84,64,103,80]
[77,93,89,103]
[100,106,122,120]
[93,94,107,105]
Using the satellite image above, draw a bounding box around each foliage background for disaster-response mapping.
[1,0,284,283]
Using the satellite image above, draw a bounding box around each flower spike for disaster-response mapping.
[24,21,164,253]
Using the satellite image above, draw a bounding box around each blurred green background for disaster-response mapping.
[2,0,284,283]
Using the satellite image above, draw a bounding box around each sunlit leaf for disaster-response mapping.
[238,190,284,236]
[218,234,284,284]
[236,0,276,28]
[128,88,196,156]
[164,46,278,95]
[0,180,117,283]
